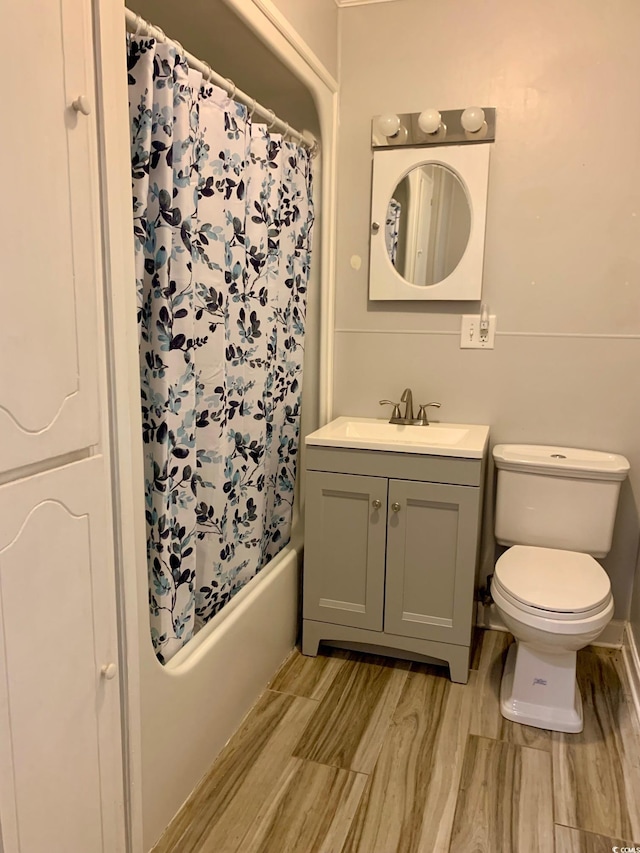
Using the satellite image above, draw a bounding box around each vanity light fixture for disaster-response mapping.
[372,107,496,148]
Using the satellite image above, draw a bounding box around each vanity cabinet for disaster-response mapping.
[302,446,486,683]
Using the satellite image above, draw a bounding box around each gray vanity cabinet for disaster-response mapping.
[302,446,486,683]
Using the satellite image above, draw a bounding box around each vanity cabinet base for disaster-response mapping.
[302,618,471,684]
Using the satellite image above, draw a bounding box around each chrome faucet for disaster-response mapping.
[379,388,442,425]
[400,388,414,421]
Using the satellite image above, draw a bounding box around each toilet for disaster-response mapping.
[490,443,630,733]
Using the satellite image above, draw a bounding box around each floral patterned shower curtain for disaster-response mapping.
[128,35,314,663]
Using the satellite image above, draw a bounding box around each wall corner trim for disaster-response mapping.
[623,623,640,729]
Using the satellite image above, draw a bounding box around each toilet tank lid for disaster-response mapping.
[493,444,630,481]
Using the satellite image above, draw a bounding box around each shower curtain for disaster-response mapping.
[127,35,314,663]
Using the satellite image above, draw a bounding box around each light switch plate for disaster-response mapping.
[460,314,496,349]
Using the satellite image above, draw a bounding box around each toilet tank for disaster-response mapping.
[493,444,630,558]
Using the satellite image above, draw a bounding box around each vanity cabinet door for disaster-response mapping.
[384,479,479,646]
[303,471,387,631]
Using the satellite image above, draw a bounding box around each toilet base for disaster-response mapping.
[500,642,584,733]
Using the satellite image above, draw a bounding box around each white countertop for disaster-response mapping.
[305,417,490,459]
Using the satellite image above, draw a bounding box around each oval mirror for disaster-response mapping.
[384,163,471,286]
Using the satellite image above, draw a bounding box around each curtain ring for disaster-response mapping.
[248,98,257,119]
[202,62,212,83]
[155,25,166,43]
[309,139,319,158]
[225,78,237,100]
[173,38,185,58]
[133,14,145,36]
[266,109,277,129]
[282,122,291,140]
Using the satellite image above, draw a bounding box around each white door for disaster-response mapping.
[0,0,101,474]
[0,457,125,852]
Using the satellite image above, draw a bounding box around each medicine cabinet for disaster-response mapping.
[369,143,491,301]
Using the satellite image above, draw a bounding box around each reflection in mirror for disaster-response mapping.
[385,164,471,286]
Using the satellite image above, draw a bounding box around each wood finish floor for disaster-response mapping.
[152,630,640,853]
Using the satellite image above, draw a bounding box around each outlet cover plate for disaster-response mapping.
[460,314,496,349]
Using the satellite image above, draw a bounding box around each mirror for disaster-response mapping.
[370,145,490,301]
[386,164,471,286]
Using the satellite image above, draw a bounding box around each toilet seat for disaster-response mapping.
[494,545,612,621]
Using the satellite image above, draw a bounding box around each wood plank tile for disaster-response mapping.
[470,629,552,751]
[341,666,476,853]
[553,647,640,840]
[152,690,317,853]
[555,824,639,853]
[596,645,636,701]
[240,758,367,853]
[450,735,554,853]
[293,653,410,773]
[469,626,483,670]
[269,647,350,700]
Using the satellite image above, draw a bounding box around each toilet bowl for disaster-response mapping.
[491,444,629,734]
[491,545,613,732]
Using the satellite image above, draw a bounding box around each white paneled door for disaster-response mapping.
[0,0,101,474]
[0,458,124,852]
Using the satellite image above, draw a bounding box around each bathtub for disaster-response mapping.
[139,536,300,848]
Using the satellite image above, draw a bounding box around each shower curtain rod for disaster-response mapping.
[125,8,318,156]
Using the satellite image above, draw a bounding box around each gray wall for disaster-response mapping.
[334,0,640,620]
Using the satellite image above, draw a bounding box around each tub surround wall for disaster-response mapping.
[333,0,640,621]
[270,0,339,79]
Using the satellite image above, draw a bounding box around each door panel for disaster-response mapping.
[303,471,387,630]
[384,479,479,645]
[0,457,124,852]
[0,0,100,473]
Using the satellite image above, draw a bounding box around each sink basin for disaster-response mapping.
[305,417,489,459]
[343,421,469,445]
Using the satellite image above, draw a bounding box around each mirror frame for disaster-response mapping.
[369,144,490,301]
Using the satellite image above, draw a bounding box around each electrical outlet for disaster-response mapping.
[460,314,497,349]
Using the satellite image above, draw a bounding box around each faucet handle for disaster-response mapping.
[379,399,402,420]
[417,402,441,424]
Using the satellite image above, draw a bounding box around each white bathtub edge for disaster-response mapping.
[142,544,299,849]
[166,539,300,672]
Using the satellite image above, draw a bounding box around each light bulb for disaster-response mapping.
[393,125,408,143]
[418,108,441,134]
[376,113,401,138]
[461,106,485,133]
